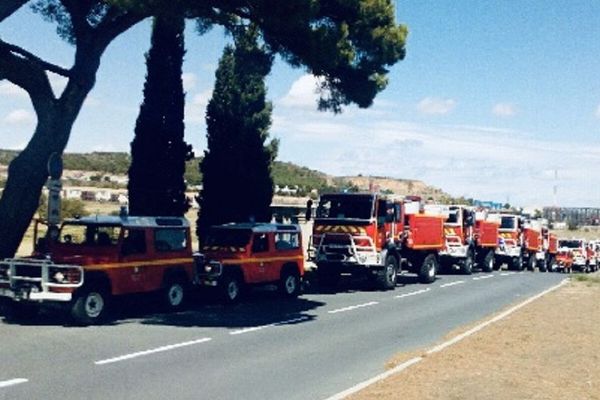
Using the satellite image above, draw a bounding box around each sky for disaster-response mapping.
[1,1,600,207]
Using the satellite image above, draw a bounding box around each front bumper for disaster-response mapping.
[0,285,73,302]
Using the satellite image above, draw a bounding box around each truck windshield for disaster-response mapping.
[500,216,516,230]
[559,240,582,249]
[316,195,374,220]
[447,207,460,224]
[204,228,251,247]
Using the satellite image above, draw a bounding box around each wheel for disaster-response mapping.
[460,250,474,275]
[548,258,557,272]
[481,250,494,273]
[221,272,243,303]
[71,286,109,325]
[418,254,438,284]
[162,275,188,310]
[527,255,536,272]
[511,255,523,271]
[375,255,398,290]
[538,259,547,272]
[279,267,301,297]
[1,301,39,322]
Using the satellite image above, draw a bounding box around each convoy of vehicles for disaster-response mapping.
[1,192,598,324]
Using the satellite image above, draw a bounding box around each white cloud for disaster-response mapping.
[279,74,321,110]
[4,109,35,125]
[492,102,517,117]
[182,73,197,91]
[184,89,213,125]
[417,97,457,115]
[0,81,28,99]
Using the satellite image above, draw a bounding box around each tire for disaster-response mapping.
[221,272,243,303]
[481,250,494,273]
[162,275,188,311]
[527,255,536,272]
[71,286,109,325]
[548,258,557,272]
[460,250,474,275]
[538,259,547,272]
[418,254,438,284]
[511,255,523,271]
[375,255,398,290]
[1,301,39,322]
[279,267,301,297]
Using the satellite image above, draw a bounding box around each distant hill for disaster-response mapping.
[0,150,450,199]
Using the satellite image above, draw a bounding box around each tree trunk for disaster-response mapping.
[0,106,75,258]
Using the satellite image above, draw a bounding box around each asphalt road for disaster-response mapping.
[0,270,565,400]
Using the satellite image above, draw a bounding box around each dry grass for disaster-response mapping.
[351,277,600,400]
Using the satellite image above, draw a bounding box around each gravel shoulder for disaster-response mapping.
[350,273,600,400]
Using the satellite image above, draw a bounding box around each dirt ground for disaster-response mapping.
[350,274,600,400]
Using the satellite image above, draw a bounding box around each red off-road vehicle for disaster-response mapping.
[195,223,305,302]
[0,215,194,324]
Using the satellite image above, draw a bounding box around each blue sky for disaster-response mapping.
[1,1,600,207]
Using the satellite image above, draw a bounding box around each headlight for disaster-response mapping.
[53,271,65,283]
[204,262,222,275]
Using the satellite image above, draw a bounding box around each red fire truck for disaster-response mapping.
[491,214,545,271]
[425,205,499,274]
[311,193,445,289]
[0,215,194,324]
[557,238,589,272]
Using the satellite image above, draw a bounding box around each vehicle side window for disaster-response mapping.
[154,228,187,252]
[122,229,147,256]
[252,233,269,253]
[275,232,300,251]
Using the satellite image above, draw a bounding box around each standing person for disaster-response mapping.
[306,198,313,221]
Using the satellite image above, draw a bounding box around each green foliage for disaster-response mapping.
[111,0,407,112]
[128,15,193,217]
[37,194,89,220]
[197,25,276,242]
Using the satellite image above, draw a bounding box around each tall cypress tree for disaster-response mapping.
[197,26,278,242]
[128,15,193,217]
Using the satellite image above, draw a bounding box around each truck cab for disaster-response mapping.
[195,223,304,302]
[557,238,588,272]
[491,214,523,270]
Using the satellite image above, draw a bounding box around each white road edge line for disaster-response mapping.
[439,280,465,288]
[328,301,379,314]
[95,338,212,365]
[323,278,569,400]
[0,379,28,389]
[394,288,431,299]
[230,316,311,335]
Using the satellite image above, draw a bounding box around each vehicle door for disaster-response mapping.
[118,228,148,294]
[248,232,271,283]
[273,231,302,280]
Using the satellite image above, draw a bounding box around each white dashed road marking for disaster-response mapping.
[328,301,379,314]
[394,288,431,298]
[95,338,212,365]
[0,379,28,389]
[472,274,495,281]
[500,272,517,276]
[439,280,465,288]
[230,316,311,335]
